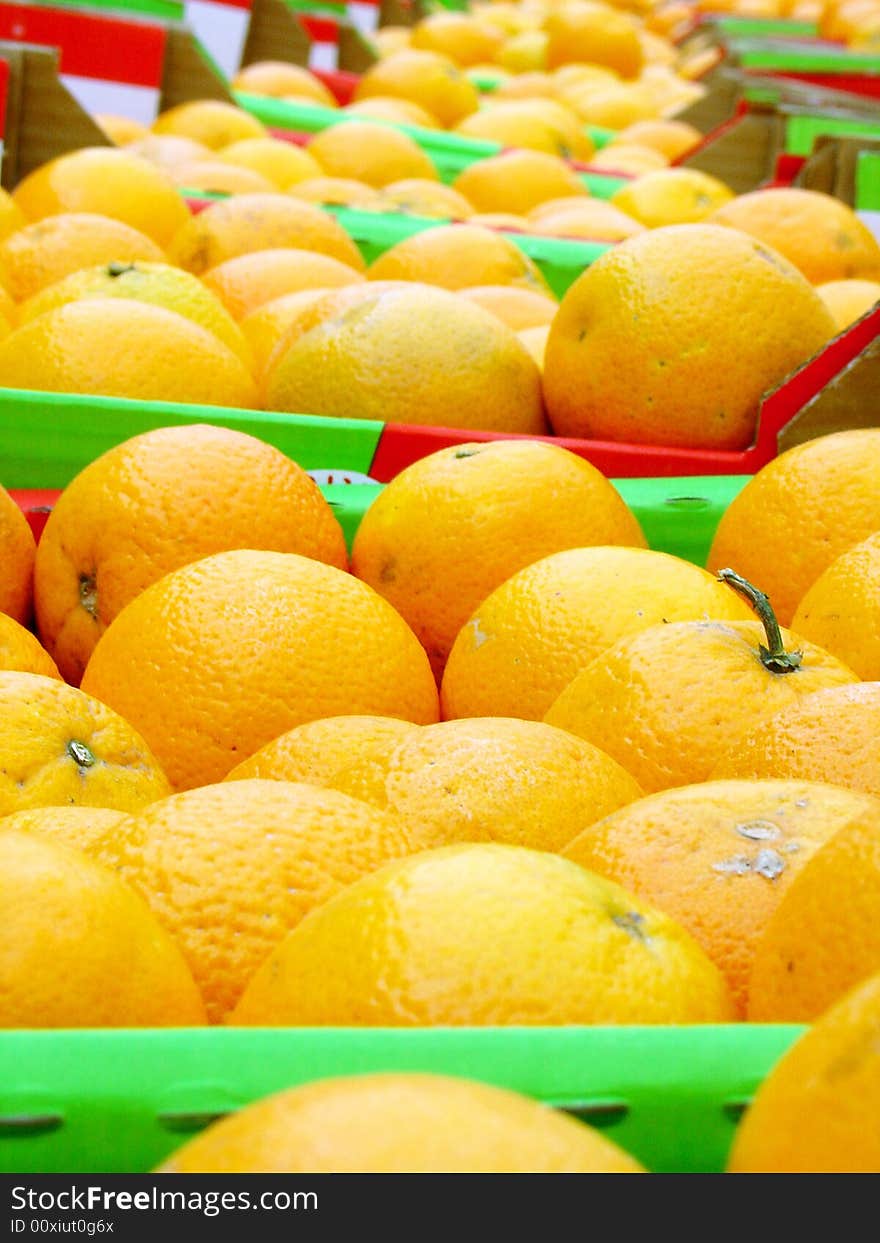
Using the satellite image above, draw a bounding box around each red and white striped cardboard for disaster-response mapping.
[0,3,165,122]
[183,0,251,79]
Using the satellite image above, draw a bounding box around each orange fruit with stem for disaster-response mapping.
[33,424,347,685]
[230,843,736,1027]
[80,550,439,791]
[351,441,645,679]
[441,546,753,723]
[0,670,171,816]
[0,830,206,1028]
[157,1072,645,1173]
[728,970,880,1172]
[88,778,421,1022]
[0,484,36,624]
[711,682,880,799]
[563,778,880,1013]
[544,570,858,794]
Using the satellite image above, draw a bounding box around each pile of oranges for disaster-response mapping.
[1,0,880,1176]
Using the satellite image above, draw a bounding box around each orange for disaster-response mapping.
[518,323,550,367]
[306,121,439,188]
[0,282,16,327]
[200,247,364,320]
[33,424,347,684]
[240,288,334,377]
[80,550,439,791]
[275,716,642,853]
[152,100,267,149]
[706,429,880,625]
[491,70,558,100]
[18,260,252,366]
[0,484,36,624]
[441,545,753,723]
[545,3,644,78]
[530,198,645,241]
[0,830,205,1028]
[711,682,880,798]
[564,85,660,131]
[542,224,836,450]
[351,440,645,678]
[157,1072,645,1173]
[262,283,547,439]
[288,176,384,209]
[614,118,704,160]
[230,842,735,1026]
[0,300,258,408]
[0,213,165,302]
[95,114,148,145]
[353,50,480,128]
[454,101,584,158]
[815,277,880,331]
[226,715,419,786]
[410,12,504,66]
[709,187,880,284]
[586,143,670,174]
[747,809,880,1021]
[371,25,413,57]
[124,134,213,172]
[0,805,127,854]
[217,138,322,189]
[231,62,338,107]
[609,168,734,227]
[0,670,171,816]
[377,179,474,220]
[453,150,588,217]
[12,148,190,248]
[170,160,275,195]
[544,580,858,793]
[728,971,880,1171]
[342,97,440,128]
[167,192,366,276]
[468,212,533,231]
[495,31,550,73]
[458,284,558,329]
[791,532,880,679]
[88,778,420,1022]
[0,614,60,678]
[367,223,551,292]
[0,187,26,243]
[563,779,880,1012]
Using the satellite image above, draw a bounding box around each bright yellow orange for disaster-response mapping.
[353,50,480,128]
[306,121,439,188]
[530,197,645,241]
[518,323,550,368]
[123,134,213,172]
[351,440,644,678]
[0,485,36,624]
[231,62,338,107]
[468,212,533,231]
[563,779,880,1012]
[491,71,558,101]
[152,100,267,149]
[0,187,26,242]
[80,550,439,791]
[88,778,419,1022]
[747,810,880,1021]
[707,429,880,625]
[542,224,836,450]
[610,167,734,227]
[0,614,60,679]
[711,682,880,799]
[729,971,880,1171]
[288,176,384,209]
[0,805,127,854]
[815,277,880,331]
[546,4,644,78]
[495,30,549,73]
[545,603,858,794]
[378,179,474,220]
[171,160,275,195]
[262,284,547,439]
[453,150,588,217]
[240,288,334,377]
[18,260,252,366]
[342,97,441,128]
[167,193,366,275]
[0,830,206,1028]
[791,532,880,679]
[230,843,736,1026]
[34,424,347,684]
[368,223,551,292]
[458,284,558,329]
[441,546,752,723]
[0,300,258,408]
[226,715,419,786]
[217,138,322,189]
[454,101,582,157]
[586,143,669,175]
[614,118,704,160]
[568,85,660,130]
[158,1072,645,1173]
[410,12,504,65]
[0,670,171,816]
[0,213,165,301]
[200,247,364,320]
[12,148,190,248]
[710,187,880,284]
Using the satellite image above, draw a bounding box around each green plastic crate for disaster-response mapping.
[0,1026,803,1174]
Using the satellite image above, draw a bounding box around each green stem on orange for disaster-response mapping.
[716,568,803,675]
